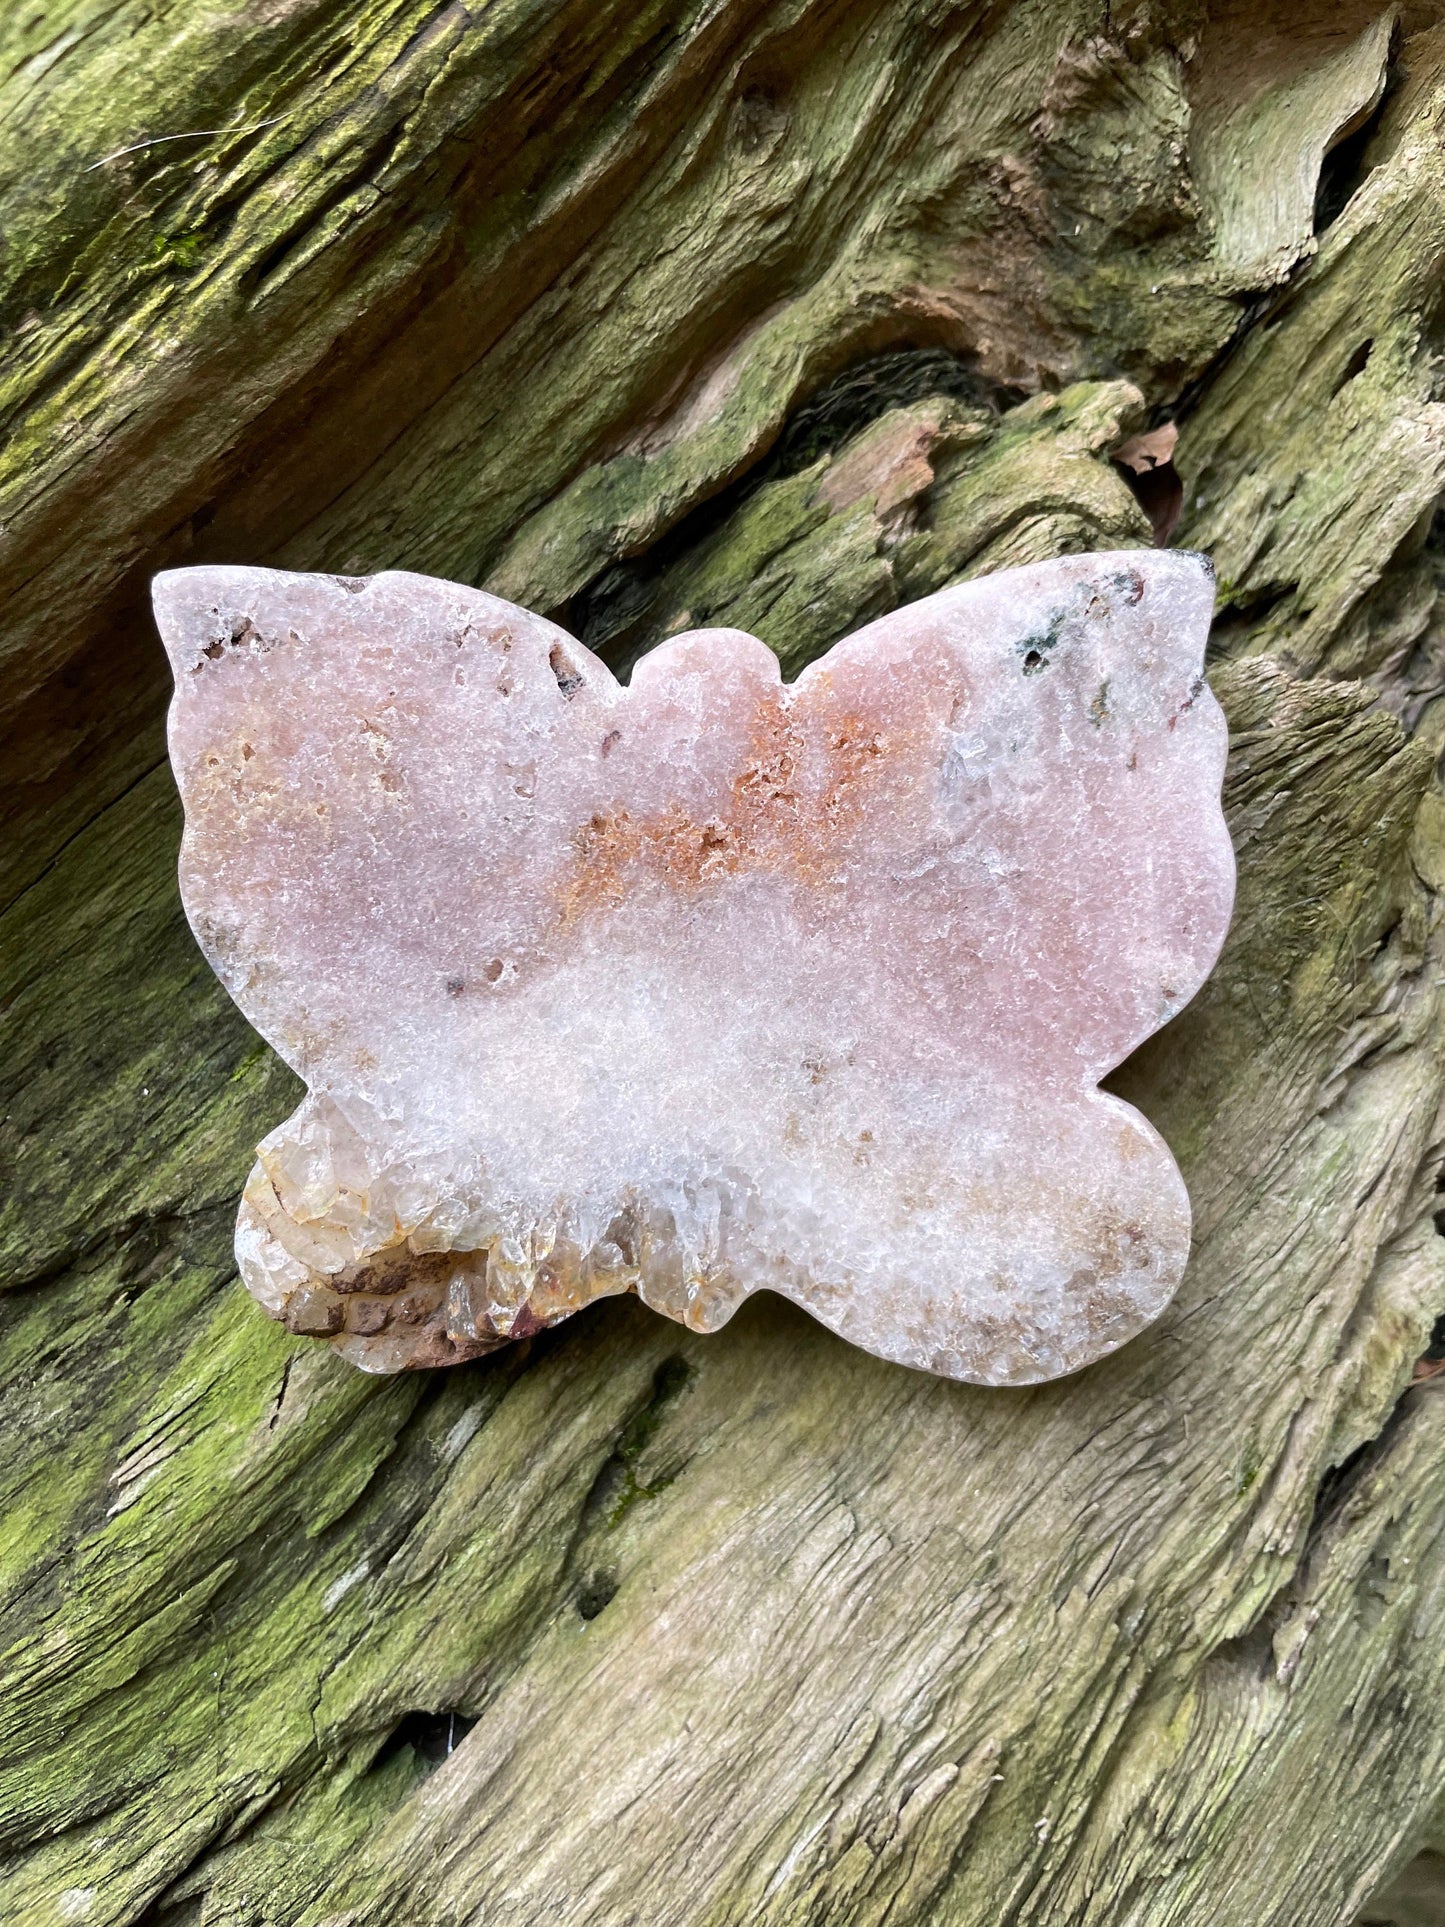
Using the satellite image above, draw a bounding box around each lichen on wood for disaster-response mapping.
[5,3,1445,1924]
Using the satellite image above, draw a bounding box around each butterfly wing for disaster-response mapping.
[156,565,620,1093]
[767,549,1232,1379]
[790,549,1232,1079]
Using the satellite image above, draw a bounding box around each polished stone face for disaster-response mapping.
[155,551,1233,1384]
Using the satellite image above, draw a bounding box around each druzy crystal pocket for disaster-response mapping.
[155,552,1233,1385]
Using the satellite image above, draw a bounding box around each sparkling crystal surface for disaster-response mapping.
[155,552,1233,1384]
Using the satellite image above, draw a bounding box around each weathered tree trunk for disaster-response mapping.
[5,3,1445,1923]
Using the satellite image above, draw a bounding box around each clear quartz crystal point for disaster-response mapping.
[154,552,1234,1385]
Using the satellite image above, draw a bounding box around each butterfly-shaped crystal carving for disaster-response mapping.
[155,552,1233,1385]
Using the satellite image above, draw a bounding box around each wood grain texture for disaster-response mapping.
[4,3,1445,1924]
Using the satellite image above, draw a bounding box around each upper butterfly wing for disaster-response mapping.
[155,565,621,1102]
[789,549,1234,1086]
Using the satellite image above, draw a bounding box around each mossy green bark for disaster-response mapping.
[4,4,1445,1925]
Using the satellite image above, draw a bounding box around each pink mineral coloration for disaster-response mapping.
[154,552,1234,1385]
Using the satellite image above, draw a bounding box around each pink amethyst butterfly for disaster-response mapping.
[154,551,1233,1385]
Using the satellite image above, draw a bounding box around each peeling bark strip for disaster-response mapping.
[4,3,1445,1925]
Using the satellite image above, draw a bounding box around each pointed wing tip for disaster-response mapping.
[152,564,276,682]
[151,562,272,610]
[1140,547,1217,645]
[1063,545,1214,599]
[1137,545,1214,591]
[152,567,206,683]
[1030,546,1217,640]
